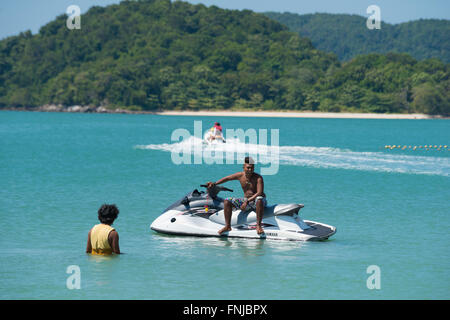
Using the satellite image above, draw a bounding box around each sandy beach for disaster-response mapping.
[157,110,440,119]
[4,106,446,119]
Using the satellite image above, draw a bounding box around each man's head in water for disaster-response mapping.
[243,156,255,178]
[98,204,119,225]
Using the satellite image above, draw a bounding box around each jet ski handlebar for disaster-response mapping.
[200,184,233,193]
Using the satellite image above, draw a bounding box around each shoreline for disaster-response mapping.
[156,110,441,119]
[1,106,446,119]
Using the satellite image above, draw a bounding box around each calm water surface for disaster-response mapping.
[0,111,449,299]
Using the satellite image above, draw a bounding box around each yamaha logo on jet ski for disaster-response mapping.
[265,232,278,237]
[150,184,336,241]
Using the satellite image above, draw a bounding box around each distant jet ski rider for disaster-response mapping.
[207,122,226,143]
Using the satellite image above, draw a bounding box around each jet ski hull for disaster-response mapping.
[150,208,336,241]
[150,187,336,241]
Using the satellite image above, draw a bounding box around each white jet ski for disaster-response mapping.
[203,131,226,145]
[150,185,336,241]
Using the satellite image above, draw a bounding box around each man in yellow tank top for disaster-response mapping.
[86,204,121,255]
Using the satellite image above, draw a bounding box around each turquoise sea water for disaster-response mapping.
[0,110,449,299]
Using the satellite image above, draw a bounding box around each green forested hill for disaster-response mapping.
[315,53,448,115]
[264,12,450,63]
[0,0,448,115]
[0,0,337,111]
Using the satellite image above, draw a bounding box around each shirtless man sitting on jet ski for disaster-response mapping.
[206,156,266,235]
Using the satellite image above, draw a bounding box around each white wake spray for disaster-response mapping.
[135,137,450,177]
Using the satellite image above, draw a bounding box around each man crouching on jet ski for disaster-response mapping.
[206,156,267,235]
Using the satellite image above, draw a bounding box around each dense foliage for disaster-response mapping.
[264,12,450,63]
[0,0,448,115]
[316,53,449,115]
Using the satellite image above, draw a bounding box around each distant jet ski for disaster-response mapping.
[203,131,226,145]
[150,184,336,241]
[203,122,226,145]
